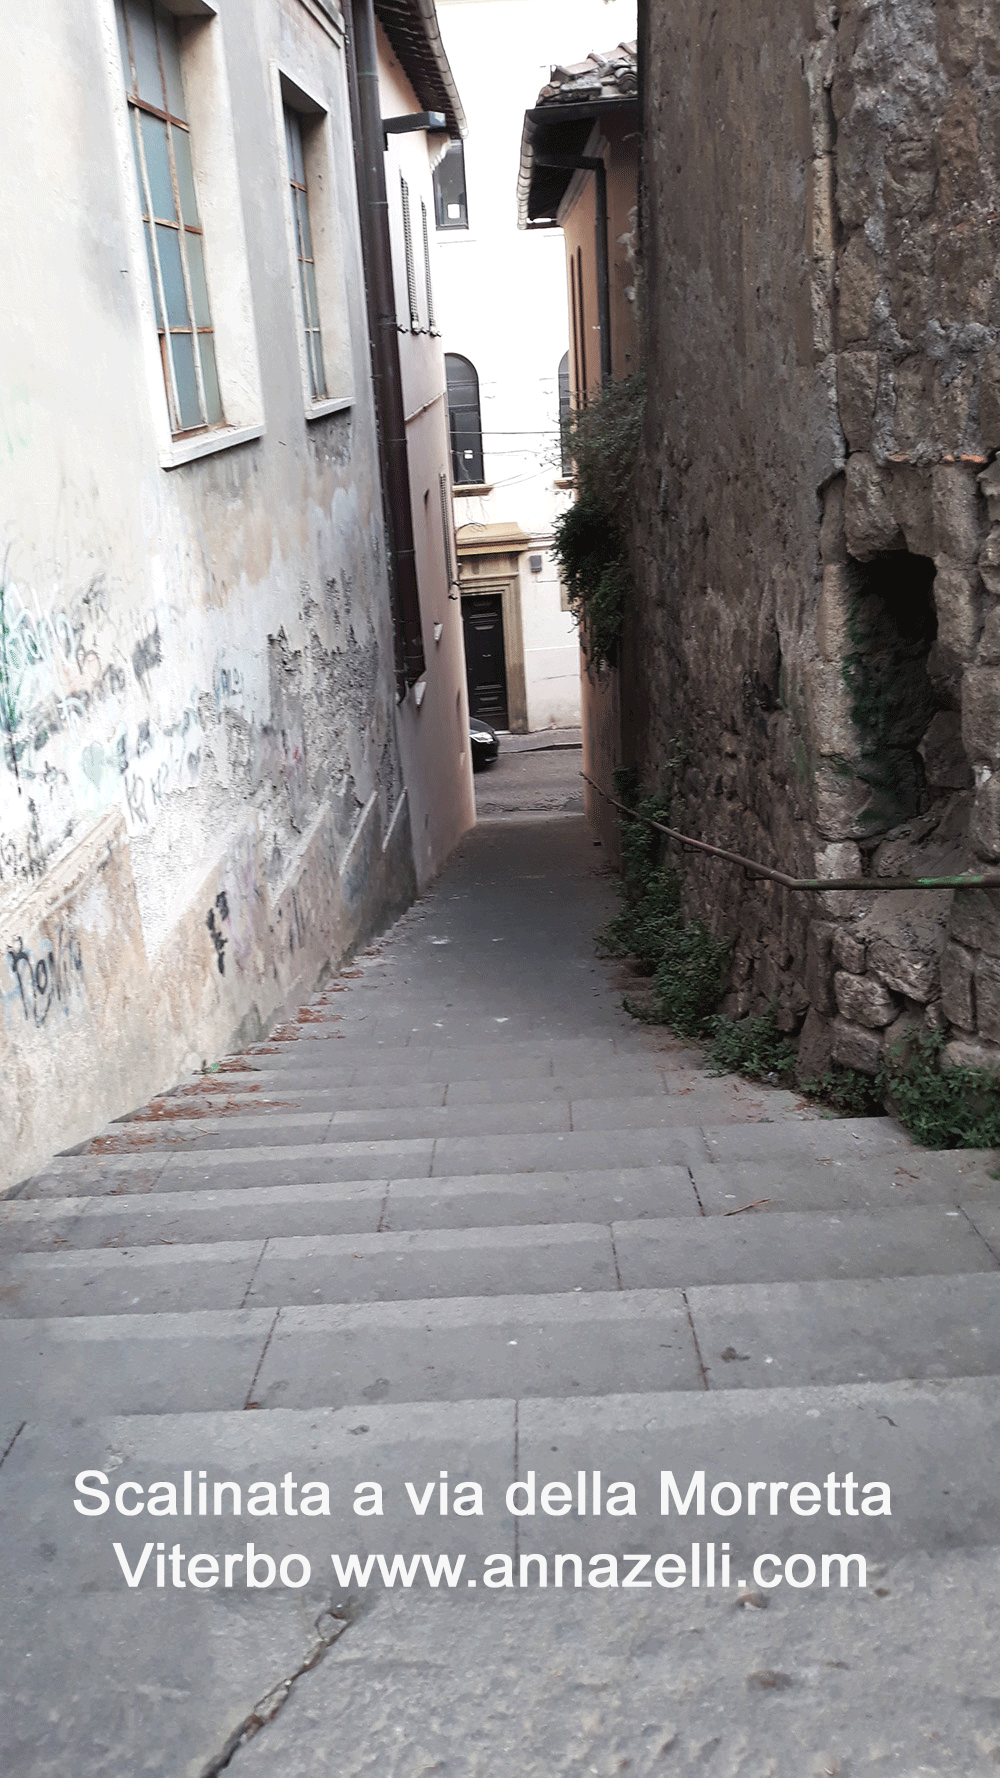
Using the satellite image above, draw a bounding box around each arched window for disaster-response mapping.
[558,351,571,473]
[445,354,484,484]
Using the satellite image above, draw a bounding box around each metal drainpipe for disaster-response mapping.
[345,0,426,696]
[536,153,612,385]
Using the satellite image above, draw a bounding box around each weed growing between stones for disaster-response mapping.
[600,783,732,1041]
[552,373,645,668]
[603,788,1000,1145]
[882,1031,1000,1149]
[707,1007,798,1084]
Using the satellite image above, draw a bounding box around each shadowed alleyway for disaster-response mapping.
[2,750,1000,1774]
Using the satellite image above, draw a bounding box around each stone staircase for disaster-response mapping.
[3,813,1000,1775]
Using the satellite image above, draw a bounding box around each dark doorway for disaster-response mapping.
[462,594,509,728]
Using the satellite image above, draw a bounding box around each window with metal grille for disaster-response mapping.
[558,351,571,473]
[432,141,467,229]
[284,108,327,401]
[421,199,437,335]
[445,354,484,484]
[400,175,420,332]
[439,470,455,585]
[116,0,223,436]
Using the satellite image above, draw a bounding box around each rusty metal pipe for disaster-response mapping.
[582,773,1000,893]
[346,0,425,695]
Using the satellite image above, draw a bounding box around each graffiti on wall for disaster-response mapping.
[6,924,85,1028]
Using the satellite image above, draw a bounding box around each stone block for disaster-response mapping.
[805,661,858,757]
[815,563,855,660]
[938,0,979,76]
[795,1005,833,1084]
[819,475,847,565]
[815,840,866,918]
[972,777,1000,862]
[937,85,981,212]
[834,970,898,1028]
[933,463,986,564]
[845,453,904,559]
[977,608,1000,667]
[978,352,1000,452]
[918,711,974,790]
[962,668,1000,766]
[837,352,879,450]
[976,954,1000,1045]
[884,135,937,221]
[891,355,935,456]
[941,1036,1000,1078]
[837,234,880,345]
[933,560,985,661]
[940,940,977,1033]
[831,1016,884,1074]
[980,461,1000,526]
[805,919,836,1014]
[813,764,876,841]
[889,463,935,557]
[951,888,1000,957]
[832,928,866,973]
[978,527,1000,598]
[881,1005,926,1070]
[867,934,939,1003]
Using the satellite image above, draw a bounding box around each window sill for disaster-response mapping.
[160,423,264,470]
[554,476,576,489]
[453,482,493,497]
[306,396,353,422]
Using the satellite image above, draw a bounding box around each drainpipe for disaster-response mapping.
[535,152,612,385]
[345,0,425,695]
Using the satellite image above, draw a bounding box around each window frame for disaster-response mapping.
[273,67,355,421]
[284,105,327,402]
[445,353,484,485]
[117,0,224,438]
[432,140,468,231]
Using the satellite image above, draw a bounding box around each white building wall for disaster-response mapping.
[0,0,456,1191]
[377,26,476,885]
[434,0,637,732]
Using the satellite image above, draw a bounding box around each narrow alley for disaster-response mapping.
[3,748,1000,1774]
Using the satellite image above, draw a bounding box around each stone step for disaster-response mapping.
[237,1036,661,1079]
[1,1273,999,1417]
[78,1089,822,1157]
[138,1067,678,1112]
[13,1116,926,1201]
[0,1209,994,1320]
[8,1378,1000,1568]
[692,1152,1000,1214]
[0,1168,700,1253]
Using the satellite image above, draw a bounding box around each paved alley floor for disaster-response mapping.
[2,752,1000,1776]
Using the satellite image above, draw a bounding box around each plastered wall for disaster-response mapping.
[0,0,424,1190]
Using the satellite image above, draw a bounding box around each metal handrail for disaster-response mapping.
[581,772,1000,893]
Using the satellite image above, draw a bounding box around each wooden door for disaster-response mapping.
[462,594,509,729]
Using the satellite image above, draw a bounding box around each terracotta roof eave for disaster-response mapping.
[374,0,467,137]
[516,95,636,229]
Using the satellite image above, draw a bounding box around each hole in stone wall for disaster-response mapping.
[843,550,940,829]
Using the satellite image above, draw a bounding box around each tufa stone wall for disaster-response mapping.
[632,0,1000,1077]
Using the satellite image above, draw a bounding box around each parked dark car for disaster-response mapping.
[469,715,500,770]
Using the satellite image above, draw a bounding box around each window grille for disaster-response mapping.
[117,0,223,436]
[285,108,327,401]
[400,175,420,332]
[421,199,437,334]
[439,470,454,584]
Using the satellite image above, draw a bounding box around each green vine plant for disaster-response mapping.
[551,372,645,669]
[599,777,733,1041]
